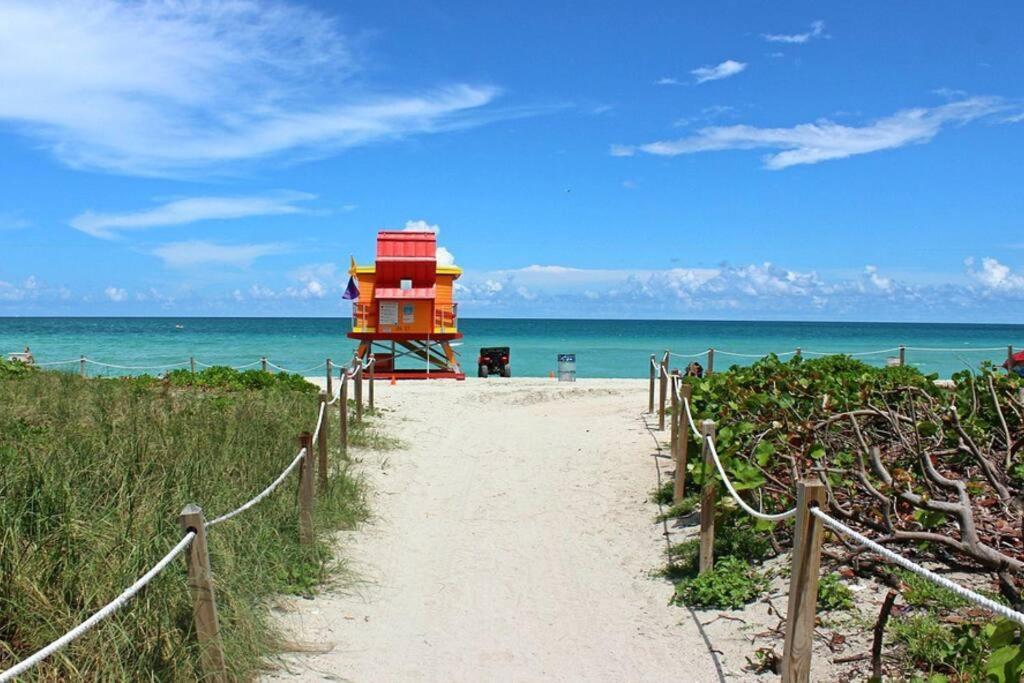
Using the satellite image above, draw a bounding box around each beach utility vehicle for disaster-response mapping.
[478,347,511,377]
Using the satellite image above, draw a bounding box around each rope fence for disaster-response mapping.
[0,358,378,681]
[648,353,1024,682]
[12,355,377,379]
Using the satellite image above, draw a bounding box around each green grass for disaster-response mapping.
[0,363,389,680]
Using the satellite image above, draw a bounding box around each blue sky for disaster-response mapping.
[0,1,1022,321]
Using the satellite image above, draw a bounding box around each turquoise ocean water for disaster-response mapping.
[1,317,1021,378]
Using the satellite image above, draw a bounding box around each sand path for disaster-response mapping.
[268,378,724,682]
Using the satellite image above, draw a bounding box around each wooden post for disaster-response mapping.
[339,373,349,456]
[658,351,669,430]
[355,361,364,422]
[326,358,333,397]
[899,345,906,367]
[297,431,314,546]
[674,383,692,504]
[698,419,717,574]
[79,354,86,377]
[368,355,375,412]
[1009,345,1015,370]
[260,356,268,373]
[178,505,228,682]
[781,479,828,683]
[707,348,715,375]
[794,347,801,359]
[317,391,329,493]
[648,354,656,413]
[190,356,196,374]
[669,372,679,472]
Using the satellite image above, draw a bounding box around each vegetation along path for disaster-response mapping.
[270,377,723,681]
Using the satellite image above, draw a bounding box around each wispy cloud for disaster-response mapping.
[0,1,501,175]
[612,97,1017,169]
[151,241,289,268]
[763,20,827,44]
[70,192,313,239]
[691,60,747,84]
[0,212,30,230]
[655,77,680,86]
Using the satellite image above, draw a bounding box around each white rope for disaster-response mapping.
[681,397,703,439]
[801,347,900,357]
[905,346,1008,353]
[83,358,190,371]
[669,350,708,359]
[266,361,328,375]
[206,448,307,528]
[715,350,777,358]
[311,402,326,445]
[705,435,796,521]
[810,507,1024,627]
[0,532,196,682]
[33,359,80,366]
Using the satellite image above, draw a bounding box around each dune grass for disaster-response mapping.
[0,363,383,680]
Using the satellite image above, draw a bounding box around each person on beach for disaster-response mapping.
[685,361,703,378]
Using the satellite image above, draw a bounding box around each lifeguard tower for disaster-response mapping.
[347,230,464,379]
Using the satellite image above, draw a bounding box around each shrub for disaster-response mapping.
[671,556,767,609]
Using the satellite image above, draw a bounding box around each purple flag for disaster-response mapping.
[342,276,359,300]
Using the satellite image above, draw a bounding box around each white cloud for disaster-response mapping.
[152,240,288,268]
[655,77,680,86]
[612,97,1015,168]
[763,20,827,44]
[864,265,893,292]
[966,257,1024,292]
[0,1,500,175]
[436,246,456,267]
[70,192,314,239]
[104,286,127,302]
[691,60,747,84]
[402,219,440,234]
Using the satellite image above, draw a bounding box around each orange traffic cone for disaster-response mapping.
[549,370,554,379]
[390,374,397,386]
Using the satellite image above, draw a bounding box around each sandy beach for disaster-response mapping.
[267,377,854,682]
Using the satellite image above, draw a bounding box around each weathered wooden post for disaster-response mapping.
[658,350,669,430]
[79,355,86,377]
[190,356,196,374]
[368,355,375,412]
[326,358,333,397]
[794,347,801,359]
[899,345,906,367]
[297,431,314,546]
[1009,345,1015,370]
[674,383,692,504]
[178,505,228,682]
[317,391,329,492]
[260,356,268,373]
[698,419,717,574]
[707,348,715,375]
[669,372,679,471]
[781,479,827,683]
[339,373,349,455]
[354,360,364,422]
[648,354,656,413]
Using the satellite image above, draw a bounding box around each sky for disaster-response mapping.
[0,0,1022,321]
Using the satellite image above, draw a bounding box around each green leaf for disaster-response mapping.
[808,444,826,460]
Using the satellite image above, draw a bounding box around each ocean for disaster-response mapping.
[1,317,1021,379]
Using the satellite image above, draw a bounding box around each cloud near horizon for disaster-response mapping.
[0,1,501,175]
[690,60,747,84]
[762,20,827,44]
[611,97,1019,168]
[151,241,290,268]
[70,192,315,239]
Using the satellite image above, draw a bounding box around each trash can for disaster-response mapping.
[557,353,576,382]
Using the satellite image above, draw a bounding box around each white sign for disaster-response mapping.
[379,301,398,325]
